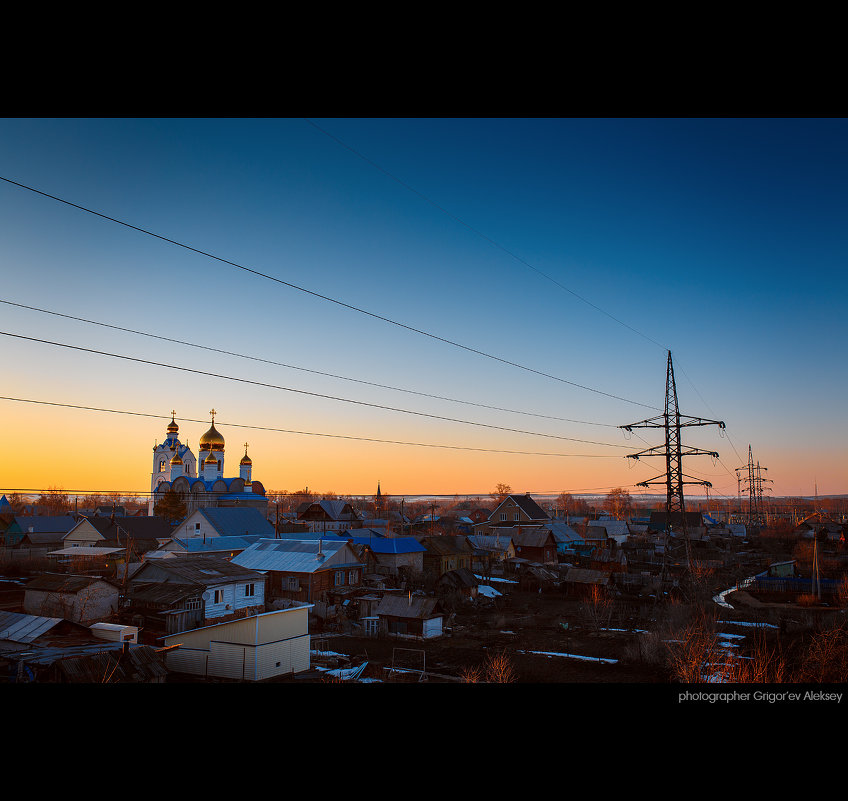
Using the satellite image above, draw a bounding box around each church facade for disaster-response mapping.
[149,411,267,517]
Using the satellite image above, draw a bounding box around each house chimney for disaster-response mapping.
[317,538,324,559]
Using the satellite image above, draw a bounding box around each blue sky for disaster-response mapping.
[1,117,845,499]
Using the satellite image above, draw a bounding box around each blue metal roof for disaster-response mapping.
[199,507,275,538]
[171,535,264,553]
[353,536,425,554]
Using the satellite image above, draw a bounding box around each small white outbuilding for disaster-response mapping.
[162,605,312,681]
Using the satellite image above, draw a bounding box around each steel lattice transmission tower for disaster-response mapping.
[621,351,725,572]
[738,445,772,528]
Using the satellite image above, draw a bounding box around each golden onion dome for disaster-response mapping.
[204,450,219,466]
[170,449,183,466]
[240,444,252,466]
[166,412,179,435]
[199,422,225,452]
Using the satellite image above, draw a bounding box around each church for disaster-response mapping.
[149,411,267,516]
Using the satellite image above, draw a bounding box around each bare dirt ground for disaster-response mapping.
[301,589,669,684]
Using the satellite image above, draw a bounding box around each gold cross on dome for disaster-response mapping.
[171,409,175,417]
[244,442,249,451]
[210,409,216,422]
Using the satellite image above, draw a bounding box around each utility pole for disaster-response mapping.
[621,351,724,579]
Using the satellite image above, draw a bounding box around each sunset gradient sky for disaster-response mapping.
[1,118,845,501]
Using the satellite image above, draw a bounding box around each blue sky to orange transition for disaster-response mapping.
[0,117,845,502]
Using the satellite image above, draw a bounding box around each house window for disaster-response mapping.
[348,570,358,585]
[500,513,506,521]
[335,571,345,586]
[185,596,202,610]
[244,583,255,597]
[213,589,225,604]
[194,522,201,533]
[514,513,520,521]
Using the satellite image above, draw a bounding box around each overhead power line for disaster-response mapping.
[0,298,618,429]
[0,395,626,459]
[304,119,670,352]
[0,331,636,448]
[0,175,658,411]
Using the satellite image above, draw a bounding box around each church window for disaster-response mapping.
[159,460,166,471]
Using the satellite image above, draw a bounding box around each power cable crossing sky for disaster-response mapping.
[0,118,845,497]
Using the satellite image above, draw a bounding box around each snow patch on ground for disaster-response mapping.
[518,649,618,664]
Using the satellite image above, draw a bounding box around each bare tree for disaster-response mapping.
[603,487,633,520]
[490,483,512,505]
[483,650,517,683]
[579,584,615,633]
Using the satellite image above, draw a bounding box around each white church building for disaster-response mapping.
[149,411,267,516]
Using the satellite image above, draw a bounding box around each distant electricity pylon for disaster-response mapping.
[737,444,772,527]
[620,351,725,575]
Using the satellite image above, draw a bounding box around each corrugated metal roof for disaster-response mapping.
[132,555,263,585]
[232,538,355,573]
[356,536,425,554]
[199,507,276,538]
[0,611,64,643]
[168,534,263,553]
[13,515,77,534]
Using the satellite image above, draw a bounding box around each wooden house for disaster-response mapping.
[511,528,557,564]
[296,499,361,533]
[232,537,364,605]
[62,515,173,555]
[420,535,474,576]
[467,534,515,574]
[127,556,266,634]
[373,593,445,639]
[355,536,426,577]
[7,515,78,556]
[437,567,479,600]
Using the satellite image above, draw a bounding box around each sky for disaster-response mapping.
[0,117,845,502]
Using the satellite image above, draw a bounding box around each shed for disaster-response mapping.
[373,594,444,639]
[162,605,313,681]
[23,574,120,624]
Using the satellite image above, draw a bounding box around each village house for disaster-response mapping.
[126,556,266,635]
[544,520,585,558]
[171,506,276,542]
[466,533,516,575]
[437,567,479,601]
[473,493,550,536]
[296,499,361,533]
[510,528,558,565]
[232,537,364,607]
[356,536,426,577]
[420,535,474,577]
[4,515,78,558]
[62,515,173,554]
